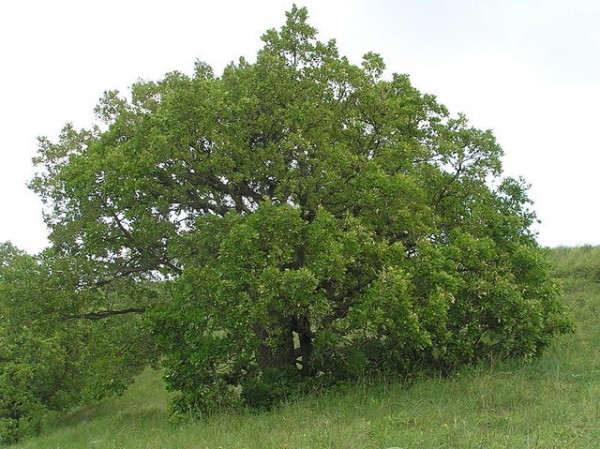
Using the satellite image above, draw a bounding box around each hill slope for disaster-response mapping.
[15,246,600,449]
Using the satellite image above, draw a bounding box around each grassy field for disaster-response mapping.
[14,246,600,449]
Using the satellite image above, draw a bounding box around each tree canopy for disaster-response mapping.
[28,6,572,417]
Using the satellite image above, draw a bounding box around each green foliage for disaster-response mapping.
[30,5,572,418]
[0,243,159,444]
[240,366,303,410]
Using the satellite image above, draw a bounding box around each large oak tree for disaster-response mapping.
[31,6,571,413]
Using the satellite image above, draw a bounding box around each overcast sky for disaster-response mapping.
[1,0,599,253]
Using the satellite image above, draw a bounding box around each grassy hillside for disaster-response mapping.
[14,246,600,449]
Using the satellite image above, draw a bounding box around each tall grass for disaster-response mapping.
[14,246,600,449]
[550,244,600,281]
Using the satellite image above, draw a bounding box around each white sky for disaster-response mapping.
[1,0,599,253]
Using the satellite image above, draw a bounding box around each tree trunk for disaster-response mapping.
[254,321,296,371]
[294,314,314,376]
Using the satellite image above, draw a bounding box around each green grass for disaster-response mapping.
[14,246,600,449]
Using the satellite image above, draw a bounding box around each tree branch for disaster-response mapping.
[63,307,146,321]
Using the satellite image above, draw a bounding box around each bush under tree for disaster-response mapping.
[31,6,572,417]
